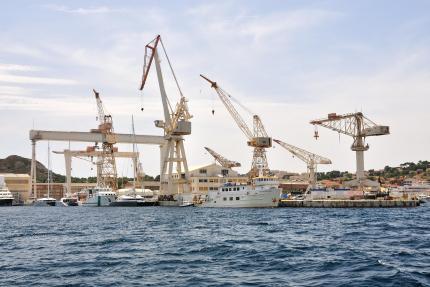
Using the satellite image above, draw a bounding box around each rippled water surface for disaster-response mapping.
[1,205,429,286]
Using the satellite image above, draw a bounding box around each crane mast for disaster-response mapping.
[200,74,272,178]
[311,112,389,186]
[140,35,192,196]
[273,139,331,187]
[92,89,117,190]
[204,147,241,169]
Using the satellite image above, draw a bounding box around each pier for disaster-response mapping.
[279,199,420,208]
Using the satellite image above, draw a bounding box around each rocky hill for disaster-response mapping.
[0,155,65,182]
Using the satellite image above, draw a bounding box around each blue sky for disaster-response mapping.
[1,0,429,177]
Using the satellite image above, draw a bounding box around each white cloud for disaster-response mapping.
[0,64,42,72]
[45,5,120,15]
[0,73,77,85]
[239,9,340,42]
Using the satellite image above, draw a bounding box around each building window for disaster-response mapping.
[223,197,227,201]
[199,169,207,174]
[236,197,240,200]
[229,197,233,201]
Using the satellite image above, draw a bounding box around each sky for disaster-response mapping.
[0,0,429,178]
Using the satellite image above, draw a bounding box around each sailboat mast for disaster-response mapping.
[47,141,51,198]
[132,115,137,192]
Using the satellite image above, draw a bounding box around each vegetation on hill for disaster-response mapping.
[0,155,156,185]
[317,160,430,181]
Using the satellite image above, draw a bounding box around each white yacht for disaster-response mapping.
[81,186,117,207]
[33,197,57,207]
[197,176,281,208]
[0,176,13,206]
[34,142,57,207]
[58,196,79,206]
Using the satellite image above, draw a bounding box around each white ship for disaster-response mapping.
[81,186,117,207]
[0,176,13,206]
[197,176,281,208]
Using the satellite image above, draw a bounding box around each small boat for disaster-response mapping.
[81,186,117,207]
[179,200,194,207]
[58,197,79,206]
[109,194,146,207]
[33,197,57,207]
[0,176,13,206]
[417,194,430,204]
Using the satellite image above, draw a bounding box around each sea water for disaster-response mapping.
[1,205,429,286]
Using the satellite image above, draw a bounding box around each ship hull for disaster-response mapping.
[199,187,280,208]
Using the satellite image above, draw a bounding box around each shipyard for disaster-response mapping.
[0,35,427,208]
[1,1,429,287]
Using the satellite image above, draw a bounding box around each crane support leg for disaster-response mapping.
[309,165,316,187]
[65,152,72,196]
[356,150,365,180]
[29,140,37,201]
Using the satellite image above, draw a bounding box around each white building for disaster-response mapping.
[185,163,248,194]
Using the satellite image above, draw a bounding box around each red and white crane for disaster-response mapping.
[140,35,192,195]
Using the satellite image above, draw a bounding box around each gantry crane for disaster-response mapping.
[204,147,241,169]
[53,149,139,196]
[310,112,389,186]
[92,89,118,190]
[200,75,272,178]
[140,35,192,195]
[273,139,331,188]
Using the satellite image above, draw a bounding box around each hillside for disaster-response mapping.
[0,155,156,185]
[0,155,65,182]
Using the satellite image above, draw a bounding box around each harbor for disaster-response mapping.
[279,199,420,208]
[1,1,430,286]
[0,34,420,209]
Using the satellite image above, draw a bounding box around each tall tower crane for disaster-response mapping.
[92,89,118,190]
[310,112,389,186]
[273,139,331,188]
[204,147,241,169]
[139,35,192,195]
[200,75,272,178]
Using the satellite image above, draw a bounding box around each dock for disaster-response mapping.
[279,199,420,208]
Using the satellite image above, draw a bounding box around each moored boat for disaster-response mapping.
[81,186,116,207]
[0,176,13,206]
[197,176,281,208]
[33,197,57,207]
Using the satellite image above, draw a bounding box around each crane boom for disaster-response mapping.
[204,147,241,169]
[310,112,389,138]
[273,139,331,165]
[274,138,331,187]
[200,74,272,178]
[200,74,253,140]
